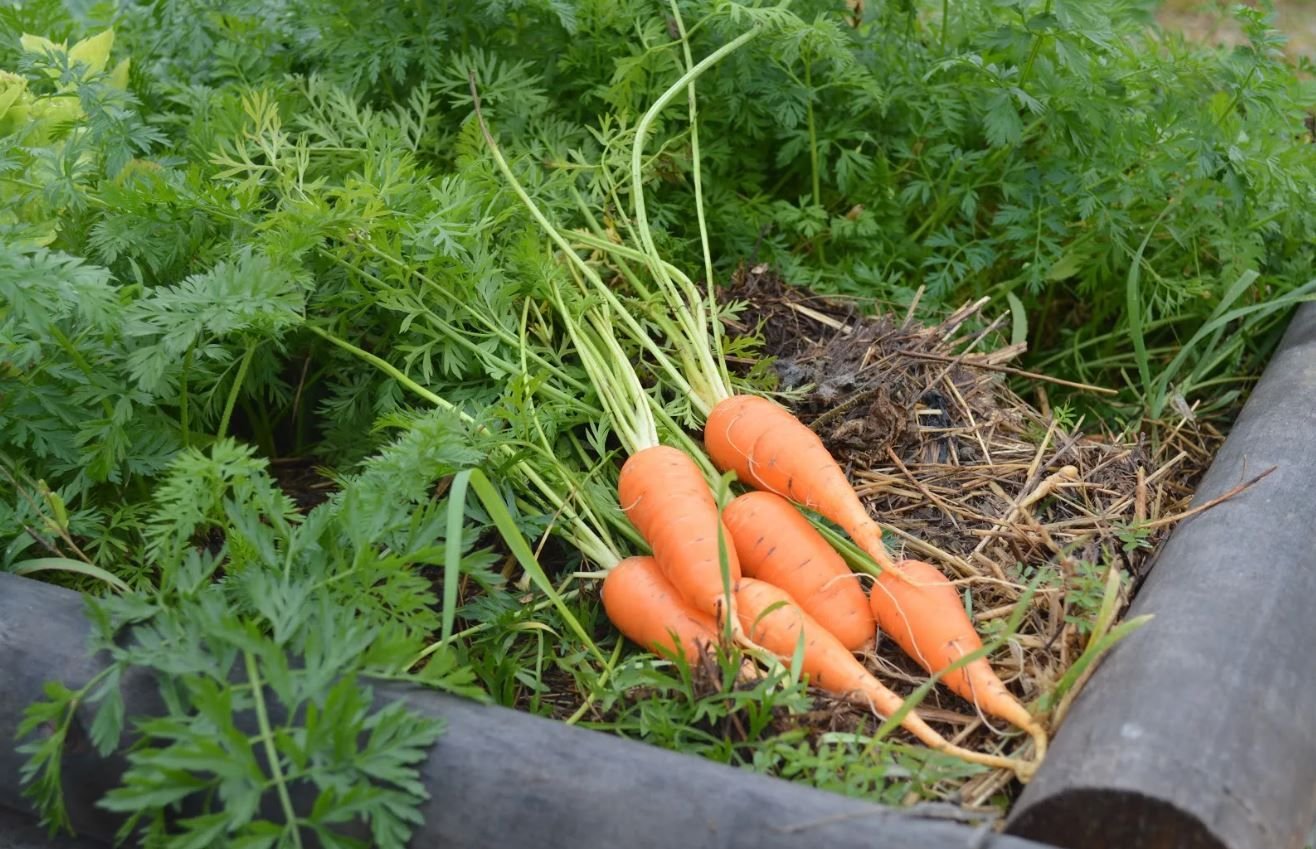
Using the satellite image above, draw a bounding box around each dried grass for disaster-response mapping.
[721,264,1235,803]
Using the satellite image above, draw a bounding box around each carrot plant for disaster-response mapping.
[17,437,484,846]
[2,0,1313,841]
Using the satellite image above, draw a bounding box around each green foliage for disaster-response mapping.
[583,649,988,804]
[17,437,491,845]
[8,1,1312,429]
[5,0,1316,838]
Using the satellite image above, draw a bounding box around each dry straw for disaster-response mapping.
[718,265,1248,808]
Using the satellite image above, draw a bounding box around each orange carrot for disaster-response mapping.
[869,559,1047,758]
[601,555,720,664]
[617,444,741,623]
[722,491,876,652]
[735,578,1031,777]
[704,394,894,571]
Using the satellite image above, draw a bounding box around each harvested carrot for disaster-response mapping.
[618,444,741,623]
[722,491,876,652]
[601,555,720,664]
[869,559,1048,759]
[704,394,895,571]
[735,578,1032,778]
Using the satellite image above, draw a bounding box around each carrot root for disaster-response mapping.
[935,742,1037,780]
[734,577,1034,779]
[601,555,720,664]
[704,394,897,571]
[869,559,1049,764]
[722,491,877,652]
[617,444,742,627]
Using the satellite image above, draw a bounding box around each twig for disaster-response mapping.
[943,375,994,465]
[1135,466,1147,524]
[887,447,961,529]
[885,524,976,576]
[1142,466,1276,529]
[897,349,1119,395]
[810,387,878,433]
[902,285,925,328]
[1017,465,1081,512]
[787,301,851,333]
[967,429,1067,561]
[1105,450,1188,517]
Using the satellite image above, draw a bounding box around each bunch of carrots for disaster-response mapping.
[461,11,1048,781]
[614,401,1047,774]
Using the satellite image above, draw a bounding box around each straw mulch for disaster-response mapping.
[719,264,1239,812]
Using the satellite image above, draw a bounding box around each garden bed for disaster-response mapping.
[451,263,1228,814]
[703,265,1222,804]
[2,267,1225,839]
[1008,301,1316,849]
[2,571,1062,849]
[5,2,1316,847]
[4,295,1312,849]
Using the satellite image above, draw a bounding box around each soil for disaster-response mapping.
[267,456,337,512]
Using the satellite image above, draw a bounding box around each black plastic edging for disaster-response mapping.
[0,806,103,849]
[0,572,1056,849]
[1007,302,1316,849]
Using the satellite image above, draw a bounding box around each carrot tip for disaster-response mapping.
[937,742,1037,782]
[1026,721,1049,765]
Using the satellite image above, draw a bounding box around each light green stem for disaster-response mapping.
[179,347,192,447]
[466,73,699,408]
[804,59,825,265]
[307,325,621,568]
[630,26,762,409]
[217,342,256,440]
[669,0,726,389]
[244,651,303,849]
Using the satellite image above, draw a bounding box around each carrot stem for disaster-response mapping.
[629,27,760,409]
[306,324,621,568]
[466,72,698,407]
[668,0,725,390]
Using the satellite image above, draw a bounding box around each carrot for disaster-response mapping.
[869,559,1048,759]
[722,491,876,652]
[704,394,896,571]
[601,555,720,664]
[735,578,1032,778]
[618,444,741,624]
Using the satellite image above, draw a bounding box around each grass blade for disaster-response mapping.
[442,470,473,644]
[466,468,606,664]
[1125,214,1165,399]
[1150,277,1316,415]
[11,557,130,594]
[1006,291,1028,349]
[1041,615,1153,714]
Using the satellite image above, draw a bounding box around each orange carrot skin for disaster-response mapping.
[701,394,779,490]
[617,445,741,619]
[734,578,951,751]
[722,491,876,651]
[869,559,1035,731]
[602,556,720,664]
[704,395,889,566]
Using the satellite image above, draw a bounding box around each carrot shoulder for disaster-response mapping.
[617,444,741,622]
[722,491,876,652]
